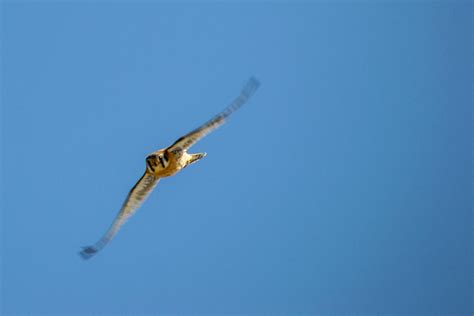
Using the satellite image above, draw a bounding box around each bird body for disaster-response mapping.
[80,77,260,260]
[145,149,206,178]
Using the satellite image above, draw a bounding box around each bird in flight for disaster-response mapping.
[79,77,260,260]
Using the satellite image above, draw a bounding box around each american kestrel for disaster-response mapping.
[80,77,260,260]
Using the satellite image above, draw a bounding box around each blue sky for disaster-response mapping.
[1,1,472,315]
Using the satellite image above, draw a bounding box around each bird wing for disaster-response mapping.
[80,172,159,259]
[167,76,260,154]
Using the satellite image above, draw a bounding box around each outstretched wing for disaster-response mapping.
[79,172,159,260]
[167,76,260,154]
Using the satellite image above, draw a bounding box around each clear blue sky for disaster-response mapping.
[1,2,472,315]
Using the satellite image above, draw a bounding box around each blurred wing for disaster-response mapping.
[167,76,260,154]
[79,172,159,260]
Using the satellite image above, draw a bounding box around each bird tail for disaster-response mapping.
[185,152,207,168]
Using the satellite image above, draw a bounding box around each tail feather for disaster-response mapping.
[186,153,206,167]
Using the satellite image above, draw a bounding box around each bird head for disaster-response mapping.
[146,150,169,173]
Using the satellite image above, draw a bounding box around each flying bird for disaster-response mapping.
[79,77,260,259]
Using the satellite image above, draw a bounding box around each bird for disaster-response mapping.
[79,77,260,260]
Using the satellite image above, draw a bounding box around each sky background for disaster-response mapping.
[1,1,472,315]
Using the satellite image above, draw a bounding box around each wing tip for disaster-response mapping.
[242,76,261,98]
[79,246,99,260]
